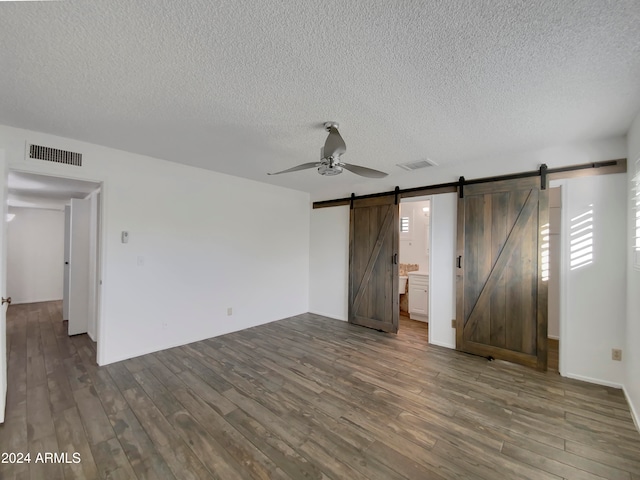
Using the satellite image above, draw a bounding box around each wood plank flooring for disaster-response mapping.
[1,301,639,479]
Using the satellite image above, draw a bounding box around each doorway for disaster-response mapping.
[6,171,102,360]
[398,196,431,341]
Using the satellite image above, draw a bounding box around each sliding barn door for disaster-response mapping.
[456,178,549,370]
[349,196,399,333]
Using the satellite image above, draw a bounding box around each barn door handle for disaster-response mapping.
[393,253,398,264]
[456,256,462,268]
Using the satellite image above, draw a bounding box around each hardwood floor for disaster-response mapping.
[2,301,639,479]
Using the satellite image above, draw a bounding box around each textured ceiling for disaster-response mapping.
[1,0,639,201]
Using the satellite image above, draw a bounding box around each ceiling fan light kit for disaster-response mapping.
[268,122,388,178]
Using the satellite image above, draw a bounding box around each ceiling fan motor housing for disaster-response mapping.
[318,162,343,176]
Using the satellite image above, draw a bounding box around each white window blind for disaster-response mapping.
[400,216,409,233]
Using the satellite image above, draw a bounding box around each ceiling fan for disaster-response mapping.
[268,122,388,178]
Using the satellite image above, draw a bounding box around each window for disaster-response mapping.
[400,216,409,233]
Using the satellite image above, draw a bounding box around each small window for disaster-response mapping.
[400,217,409,233]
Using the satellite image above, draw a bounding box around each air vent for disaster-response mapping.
[29,144,82,166]
[397,158,438,171]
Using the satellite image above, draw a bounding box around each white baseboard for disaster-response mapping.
[623,386,640,433]
[563,372,623,389]
[0,385,5,424]
[12,297,63,305]
[548,335,559,340]
[308,311,347,322]
[429,340,455,349]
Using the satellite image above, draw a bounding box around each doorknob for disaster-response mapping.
[2,297,11,306]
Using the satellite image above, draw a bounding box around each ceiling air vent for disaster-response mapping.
[28,144,82,167]
[396,158,438,171]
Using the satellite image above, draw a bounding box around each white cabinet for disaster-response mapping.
[408,272,428,322]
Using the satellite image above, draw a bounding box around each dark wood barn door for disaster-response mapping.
[456,178,549,370]
[349,196,399,333]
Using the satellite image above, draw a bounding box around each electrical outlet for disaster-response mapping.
[612,349,622,361]
[227,307,233,316]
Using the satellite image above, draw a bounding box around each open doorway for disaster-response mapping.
[398,196,431,342]
[6,171,102,363]
[547,185,561,372]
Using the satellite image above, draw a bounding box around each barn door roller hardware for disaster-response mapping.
[540,164,548,190]
[458,176,466,199]
[314,159,625,209]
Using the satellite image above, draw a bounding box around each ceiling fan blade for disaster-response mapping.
[267,162,318,175]
[323,126,346,158]
[341,163,388,178]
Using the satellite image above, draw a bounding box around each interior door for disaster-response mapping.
[62,205,70,321]
[349,196,399,333]
[456,177,548,370]
[68,197,91,336]
[0,152,7,423]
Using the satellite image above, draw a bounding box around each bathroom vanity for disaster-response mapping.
[408,271,428,322]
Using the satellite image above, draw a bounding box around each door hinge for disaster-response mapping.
[452,319,456,328]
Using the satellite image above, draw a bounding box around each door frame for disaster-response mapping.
[5,167,106,363]
[0,150,7,423]
[399,195,433,343]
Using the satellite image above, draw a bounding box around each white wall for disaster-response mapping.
[626,109,640,428]
[0,125,310,365]
[399,200,430,271]
[313,137,627,202]
[429,193,457,348]
[309,206,349,320]
[559,174,627,387]
[7,206,65,304]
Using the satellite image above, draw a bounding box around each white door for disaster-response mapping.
[68,198,91,336]
[62,205,71,321]
[0,151,8,423]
